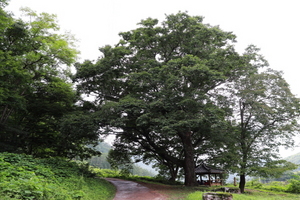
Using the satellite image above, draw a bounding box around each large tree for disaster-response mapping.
[0,5,101,158]
[0,7,77,126]
[212,69,300,192]
[74,12,264,186]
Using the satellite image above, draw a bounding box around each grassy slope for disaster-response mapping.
[0,152,115,200]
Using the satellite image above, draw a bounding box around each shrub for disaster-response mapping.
[91,168,121,177]
[286,179,300,193]
[246,178,263,189]
[264,181,287,192]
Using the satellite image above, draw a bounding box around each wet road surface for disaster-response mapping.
[105,178,167,200]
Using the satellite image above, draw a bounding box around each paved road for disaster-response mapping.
[105,178,166,200]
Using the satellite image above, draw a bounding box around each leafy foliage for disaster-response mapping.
[74,11,263,186]
[286,174,300,193]
[107,149,133,175]
[0,4,101,159]
[0,152,115,199]
[212,69,300,192]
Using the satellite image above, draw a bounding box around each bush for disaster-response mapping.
[246,178,263,189]
[287,179,300,193]
[264,181,287,192]
[92,168,122,177]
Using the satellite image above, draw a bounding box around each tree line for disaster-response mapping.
[1,0,299,193]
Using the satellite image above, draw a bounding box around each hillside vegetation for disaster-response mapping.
[0,152,115,200]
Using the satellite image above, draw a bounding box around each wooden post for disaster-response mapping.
[234,177,237,186]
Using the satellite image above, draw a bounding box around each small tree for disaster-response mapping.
[218,69,300,193]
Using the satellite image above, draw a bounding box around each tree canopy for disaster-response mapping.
[0,5,100,159]
[212,68,300,192]
[74,12,272,186]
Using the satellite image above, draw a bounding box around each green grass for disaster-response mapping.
[78,177,115,200]
[0,152,115,200]
[186,189,300,200]
[187,191,300,200]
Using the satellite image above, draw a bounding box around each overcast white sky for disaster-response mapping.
[5,0,300,157]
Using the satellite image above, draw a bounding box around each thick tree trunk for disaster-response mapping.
[182,132,196,186]
[184,158,196,186]
[239,174,246,193]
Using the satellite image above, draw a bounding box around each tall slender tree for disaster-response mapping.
[212,68,300,192]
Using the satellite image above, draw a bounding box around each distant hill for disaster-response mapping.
[136,162,157,175]
[284,152,300,172]
[94,142,111,153]
[284,152,300,165]
[88,142,156,176]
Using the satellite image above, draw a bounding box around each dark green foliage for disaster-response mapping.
[107,149,133,175]
[213,69,300,193]
[0,4,101,159]
[0,152,115,199]
[74,11,260,186]
[287,178,300,193]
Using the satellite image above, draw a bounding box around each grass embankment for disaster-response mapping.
[0,152,115,200]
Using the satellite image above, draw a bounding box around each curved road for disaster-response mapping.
[105,178,167,200]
